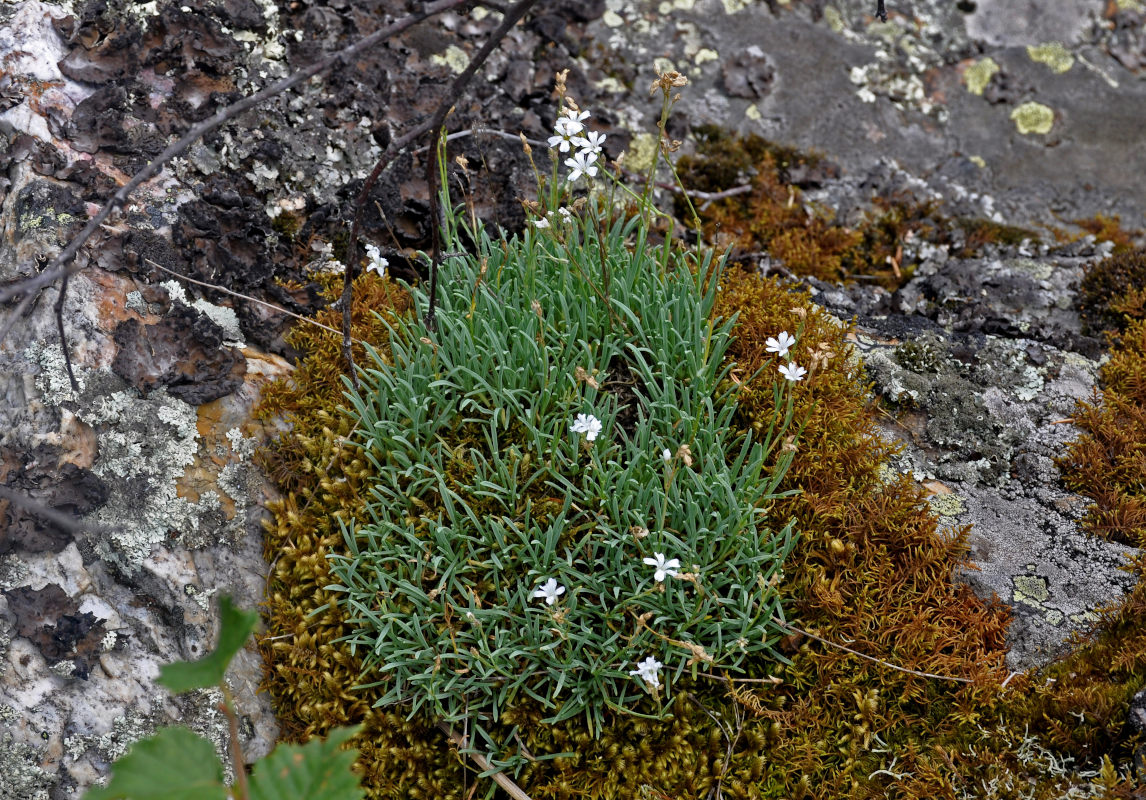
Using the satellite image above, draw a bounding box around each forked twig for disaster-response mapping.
[342,0,541,387]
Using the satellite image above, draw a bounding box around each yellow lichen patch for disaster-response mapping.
[963,56,1000,95]
[1027,42,1075,74]
[1011,101,1056,134]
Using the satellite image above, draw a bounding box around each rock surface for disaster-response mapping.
[0,0,1143,796]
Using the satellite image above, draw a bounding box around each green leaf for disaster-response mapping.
[248,726,365,800]
[83,727,226,800]
[158,595,259,694]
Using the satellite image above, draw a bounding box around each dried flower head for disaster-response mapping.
[650,70,689,95]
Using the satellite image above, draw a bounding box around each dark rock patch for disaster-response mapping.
[111,303,246,404]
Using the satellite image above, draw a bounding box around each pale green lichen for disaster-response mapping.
[1010,102,1055,135]
[1013,574,1050,605]
[928,492,965,518]
[430,44,469,74]
[0,733,51,800]
[693,47,718,66]
[823,6,844,33]
[18,206,76,233]
[721,0,750,13]
[969,155,986,168]
[964,57,1000,95]
[1027,42,1074,74]
[623,132,659,173]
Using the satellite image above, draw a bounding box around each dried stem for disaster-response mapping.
[145,259,362,345]
[773,617,974,683]
[219,686,249,800]
[437,722,533,800]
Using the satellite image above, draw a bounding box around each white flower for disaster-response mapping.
[557,207,573,221]
[765,331,797,358]
[643,552,680,582]
[533,217,551,229]
[548,114,587,152]
[531,578,566,605]
[661,448,672,463]
[779,362,807,382]
[561,108,590,130]
[573,130,606,158]
[565,151,599,182]
[548,132,576,152]
[365,244,388,277]
[628,655,663,689]
[570,413,603,441]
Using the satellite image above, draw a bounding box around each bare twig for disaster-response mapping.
[54,274,79,392]
[437,722,533,800]
[0,485,116,537]
[144,259,363,345]
[877,0,888,23]
[411,127,548,155]
[0,0,469,324]
[342,0,541,385]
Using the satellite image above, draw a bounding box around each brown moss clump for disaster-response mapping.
[674,127,867,285]
[1072,214,1142,256]
[1078,246,1146,339]
[1057,317,1146,548]
[673,127,1046,291]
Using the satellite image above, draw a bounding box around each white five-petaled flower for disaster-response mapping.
[561,108,590,129]
[570,413,603,441]
[765,331,797,358]
[533,217,551,229]
[779,362,807,382]
[531,578,566,605]
[628,655,663,689]
[548,114,587,152]
[643,552,680,582]
[365,244,388,277]
[573,130,606,158]
[565,151,599,182]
